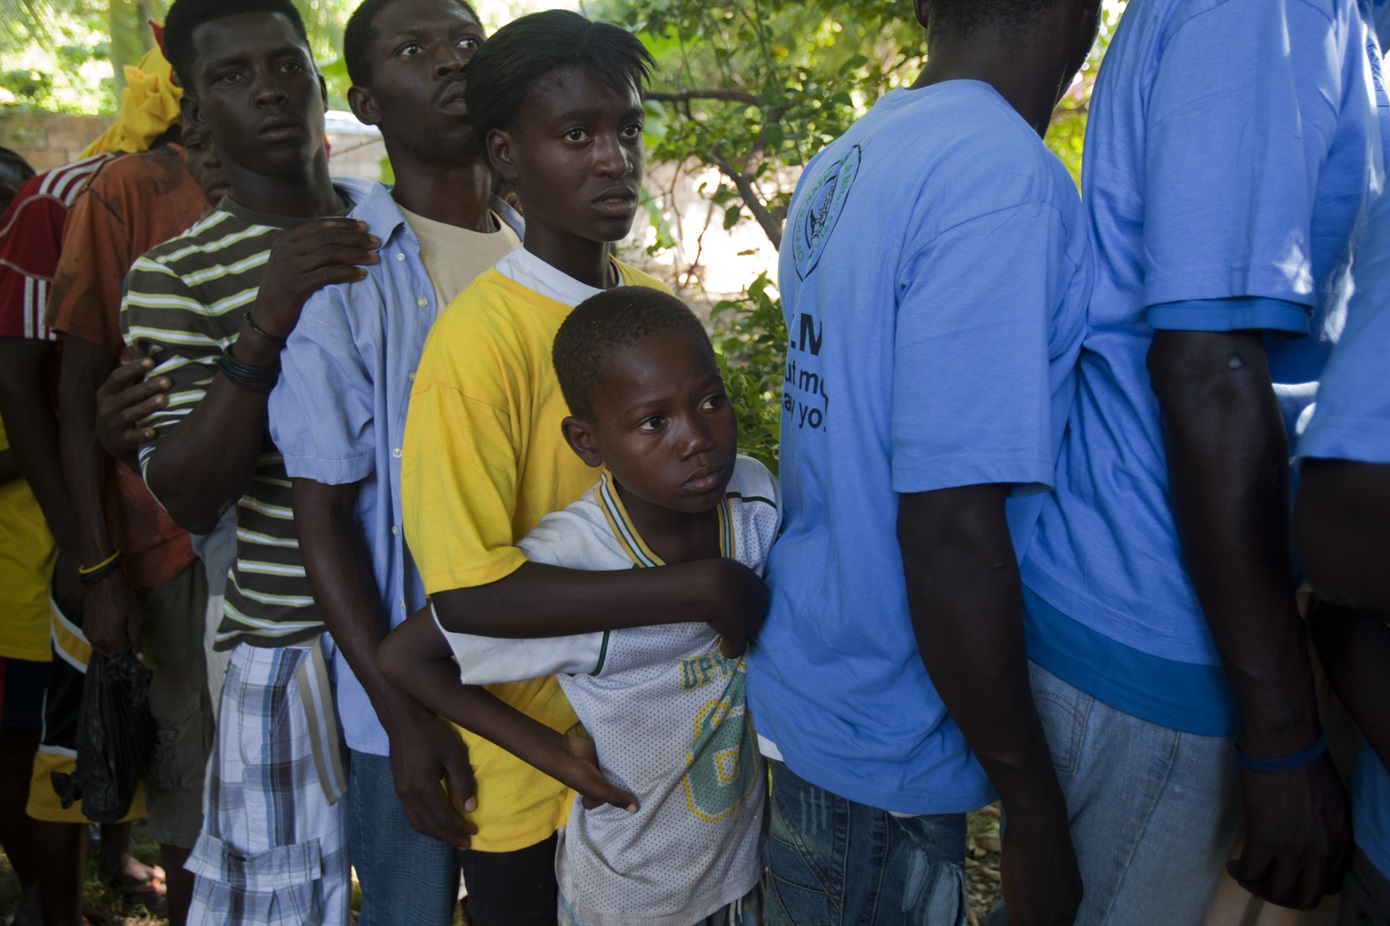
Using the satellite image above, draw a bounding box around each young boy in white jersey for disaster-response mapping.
[380,287,779,926]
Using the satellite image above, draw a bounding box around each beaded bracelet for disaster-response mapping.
[245,310,288,346]
[1234,730,1327,774]
[77,550,123,587]
[219,348,280,394]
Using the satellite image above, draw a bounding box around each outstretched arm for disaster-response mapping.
[900,485,1080,926]
[431,557,767,658]
[294,477,478,847]
[1149,328,1347,908]
[377,610,637,815]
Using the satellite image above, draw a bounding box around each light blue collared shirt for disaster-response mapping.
[268,181,523,755]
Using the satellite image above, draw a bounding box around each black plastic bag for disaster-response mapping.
[52,648,155,823]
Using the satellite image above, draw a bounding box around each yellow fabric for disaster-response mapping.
[28,753,146,823]
[0,417,56,662]
[80,46,182,158]
[402,259,668,852]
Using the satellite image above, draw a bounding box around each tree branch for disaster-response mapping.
[709,144,783,250]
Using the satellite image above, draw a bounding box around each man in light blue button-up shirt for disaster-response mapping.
[267,0,523,922]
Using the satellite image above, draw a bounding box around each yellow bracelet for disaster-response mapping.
[77,550,122,575]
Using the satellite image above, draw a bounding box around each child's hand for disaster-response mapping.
[704,559,769,657]
[557,734,639,813]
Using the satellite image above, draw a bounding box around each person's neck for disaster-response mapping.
[389,151,494,232]
[615,481,720,565]
[523,232,614,290]
[911,37,1064,138]
[226,150,342,217]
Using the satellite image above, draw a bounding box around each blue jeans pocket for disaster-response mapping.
[766,765,837,926]
[1029,662,1091,777]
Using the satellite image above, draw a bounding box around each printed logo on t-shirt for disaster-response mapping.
[791,145,861,280]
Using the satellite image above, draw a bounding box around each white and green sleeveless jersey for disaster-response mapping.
[435,455,780,926]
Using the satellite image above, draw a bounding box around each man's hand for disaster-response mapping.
[1227,753,1349,909]
[385,699,478,848]
[560,734,638,813]
[999,808,1083,926]
[249,218,378,339]
[82,570,142,657]
[702,558,768,658]
[95,358,170,465]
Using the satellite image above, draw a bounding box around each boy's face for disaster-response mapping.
[567,329,738,517]
[349,0,486,163]
[489,66,644,247]
[182,12,326,179]
[182,125,231,206]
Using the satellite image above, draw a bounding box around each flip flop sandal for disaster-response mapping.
[108,865,168,915]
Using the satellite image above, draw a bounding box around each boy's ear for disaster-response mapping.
[561,416,604,470]
[913,0,930,31]
[487,128,520,183]
[348,85,380,126]
[318,73,329,110]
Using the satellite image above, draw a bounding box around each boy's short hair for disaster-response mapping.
[553,287,711,422]
[164,0,311,90]
[464,10,655,146]
[928,0,1056,41]
[343,0,480,87]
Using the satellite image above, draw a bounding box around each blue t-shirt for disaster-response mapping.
[746,80,1091,814]
[1297,184,1390,881]
[1019,0,1384,737]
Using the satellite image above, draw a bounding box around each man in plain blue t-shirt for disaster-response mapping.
[746,0,1100,922]
[1017,0,1384,921]
[1297,186,1390,926]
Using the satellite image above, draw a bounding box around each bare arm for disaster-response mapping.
[59,334,142,655]
[899,485,1080,926]
[1296,460,1390,611]
[430,557,768,658]
[95,357,170,472]
[1149,328,1347,908]
[294,477,478,846]
[0,338,82,609]
[142,219,377,533]
[0,447,19,484]
[1311,602,1390,773]
[377,610,636,816]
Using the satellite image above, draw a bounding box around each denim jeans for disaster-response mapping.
[348,749,460,926]
[764,761,968,925]
[989,663,1240,926]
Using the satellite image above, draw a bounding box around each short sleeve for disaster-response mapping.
[1298,191,1390,463]
[401,322,527,594]
[121,257,223,481]
[47,185,134,355]
[269,287,376,485]
[891,202,1065,495]
[1141,0,1346,315]
[0,191,64,342]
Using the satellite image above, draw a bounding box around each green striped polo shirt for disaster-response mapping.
[122,188,365,650]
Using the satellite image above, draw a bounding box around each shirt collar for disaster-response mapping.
[493,247,612,307]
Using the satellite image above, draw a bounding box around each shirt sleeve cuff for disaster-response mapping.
[1147,297,1310,335]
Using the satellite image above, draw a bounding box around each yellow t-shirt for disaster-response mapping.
[402,258,668,852]
[0,416,56,662]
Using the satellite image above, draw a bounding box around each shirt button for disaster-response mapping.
[392,447,402,458]
[396,253,405,262]
[391,525,399,537]
[400,600,407,613]
[416,297,428,308]
[408,371,416,382]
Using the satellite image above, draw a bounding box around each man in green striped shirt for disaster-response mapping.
[119,0,376,921]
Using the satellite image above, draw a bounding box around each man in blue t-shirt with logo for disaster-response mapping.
[1017,0,1384,921]
[1296,186,1390,926]
[747,0,1100,922]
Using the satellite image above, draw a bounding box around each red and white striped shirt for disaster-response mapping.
[0,153,112,342]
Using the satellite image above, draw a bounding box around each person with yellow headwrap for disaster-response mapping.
[0,36,203,926]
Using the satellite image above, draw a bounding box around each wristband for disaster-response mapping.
[78,551,123,587]
[78,549,122,575]
[1234,730,1327,774]
[220,348,280,394]
[245,310,288,346]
